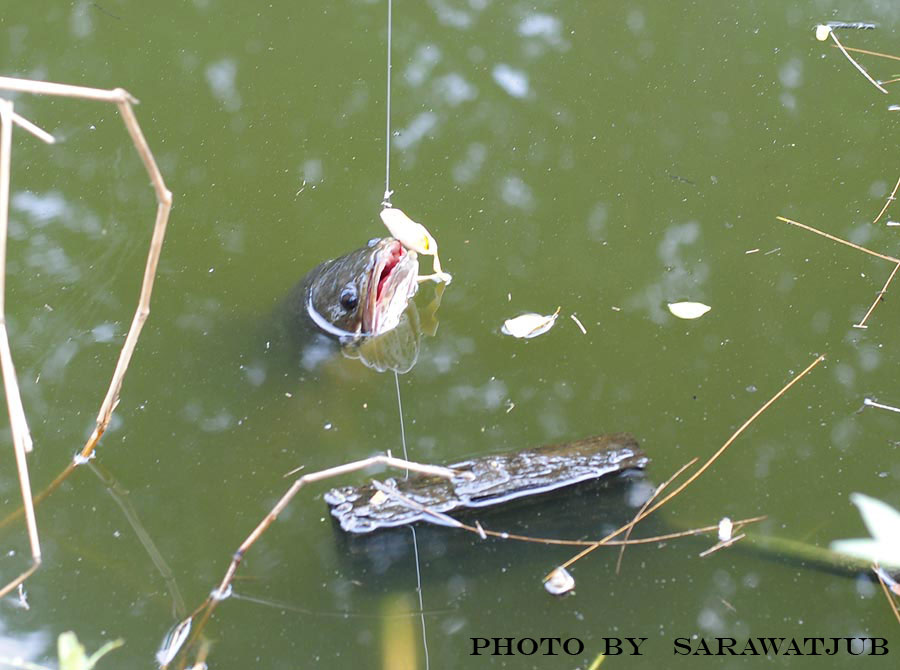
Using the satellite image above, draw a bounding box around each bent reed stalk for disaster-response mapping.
[0,76,172,599]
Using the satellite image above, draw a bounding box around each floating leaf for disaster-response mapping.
[830,493,900,568]
[544,566,575,595]
[156,617,192,667]
[667,301,712,320]
[501,307,561,339]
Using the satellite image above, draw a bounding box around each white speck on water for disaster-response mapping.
[324,423,333,430]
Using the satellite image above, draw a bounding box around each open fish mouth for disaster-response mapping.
[362,239,418,335]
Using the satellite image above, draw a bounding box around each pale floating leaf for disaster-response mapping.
[849,493,900,547]
[667,301,712,320]
[815,24,832,41]
[156,617,192,667]
[717,517,733,542]
[829,493,900,568]
[544,566,575,595]
[501,307,561,339]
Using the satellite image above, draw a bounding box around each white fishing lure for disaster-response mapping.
[380,206,452,284]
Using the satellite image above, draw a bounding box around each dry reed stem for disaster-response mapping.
[873,566,900,625]
[829,44,900,63]
[0,99,42,600]
[615,457,698,575]
[0,76,173,460]
[373,476,766,548]
[873,176,900,224]
[826,31,888,94]
[549,354,824,578]
[170,455,466,669]
[853,261,900,329]
[776,216,900,328]
[775,216,900,263]
[10,112,54,144]
[0,76,172,598]
[698,533,745,558]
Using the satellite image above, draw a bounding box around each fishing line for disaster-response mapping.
[383,0,393,205]
[394,369,431,670]
[384,2,428,660]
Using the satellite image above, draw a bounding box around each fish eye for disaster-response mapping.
[339,284,359,311]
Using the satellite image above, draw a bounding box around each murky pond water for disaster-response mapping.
[2,1,899,667]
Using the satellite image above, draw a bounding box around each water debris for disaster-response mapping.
[157,617,192,667]
[569,313,587,334]
[369,489,389,506]
[815,23,888,94]
[888,221,900,226]
[825,21,876,31]
[863,397,900,414]
[874,565,900,596]
[501,307,561,338]
[667,301,712,320]
[830,493,900,569]
[544,566,575,595]
[815,24,832,41]
[745,248,760,254]
[326,434,647,533]
[718,517,734,542]
[379,206,452,284]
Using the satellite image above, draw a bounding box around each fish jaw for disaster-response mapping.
[362,240,418,335]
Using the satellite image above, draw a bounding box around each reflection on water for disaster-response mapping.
[3,0,900,667]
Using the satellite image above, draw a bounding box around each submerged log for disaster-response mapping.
[325,433,649,534]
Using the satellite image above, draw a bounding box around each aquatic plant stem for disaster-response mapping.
[775,216,900,328]
[549,354,824,578]
[0,98,41,600]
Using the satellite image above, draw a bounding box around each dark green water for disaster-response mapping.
[1,1,899,667]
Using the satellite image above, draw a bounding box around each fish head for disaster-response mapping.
[305,237,418,339]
